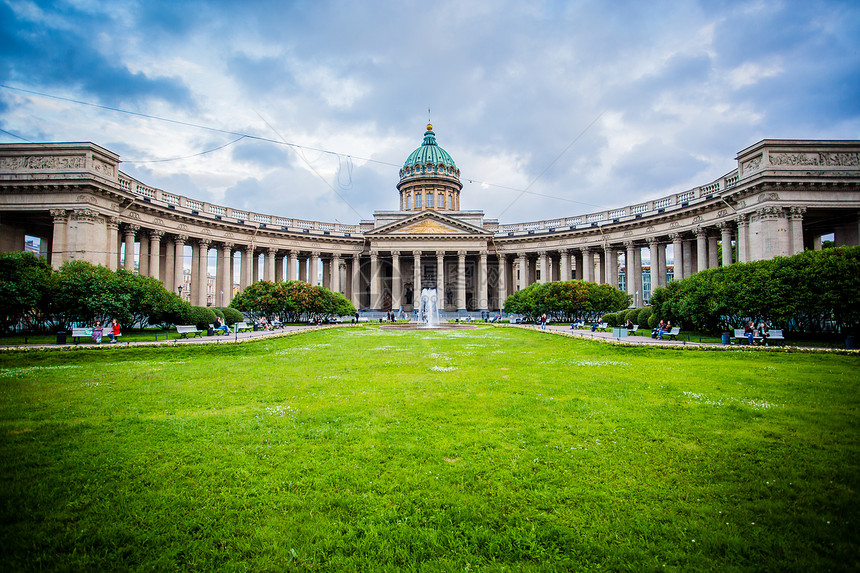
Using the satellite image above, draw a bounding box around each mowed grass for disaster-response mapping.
[0,326,857,572]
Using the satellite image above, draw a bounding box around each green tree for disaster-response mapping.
[0,252,55,332]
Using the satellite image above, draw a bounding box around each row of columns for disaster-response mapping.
[42,205,814,311]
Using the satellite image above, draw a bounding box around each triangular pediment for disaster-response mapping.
[367,211,491,237]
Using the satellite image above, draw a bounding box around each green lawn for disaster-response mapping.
[1,326,858,571]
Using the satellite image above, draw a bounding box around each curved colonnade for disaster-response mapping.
[1,139,859,314]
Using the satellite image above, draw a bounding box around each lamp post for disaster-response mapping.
[220,290,223,307]
[178,285,183,300]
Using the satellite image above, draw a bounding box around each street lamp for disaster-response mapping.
[220,290,223,307]
[178,285,183,299]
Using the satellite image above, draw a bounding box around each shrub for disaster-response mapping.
[637,307,653,326]
[648,314,660,329]
[601,313,619,326]
[210,307,226,319]
[220,307,244,325]
[188,306,217,330]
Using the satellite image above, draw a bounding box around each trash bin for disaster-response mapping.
[847,335,856,350]
[56,331,67,344]
[207,327,215,336]
[721,332,730,345]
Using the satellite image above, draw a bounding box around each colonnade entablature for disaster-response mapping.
[1,139,858,313]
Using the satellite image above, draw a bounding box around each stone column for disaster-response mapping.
[789,206,806,256]
[196,239,211,306]
[391,251,401,310]
[265,248,277,282]
[370,252,381,310]
[149,230,163,280]
[596,251,606,284]
[670,233,683,281]
[321,258,331,289]
[457,251,467,312]
[138,232,150,276]
[220,243,233,306]
[351,253,361,308]
[581,247,593,282]
[122,225,138,271]
[436,251,446,299]
[242,245,254,288]
[696,227,708,272]
[606,246,618,288]
[648,239,661,291]
[413,250,422,307]
[657,243,667,286]
[625,242,637,297]
[252,251,260,282]
[560,249,570,281]
[573,250,583,280]
[736,214,749,263]
[708,233,719,269]
[478,250,488,311]
[497,254,507,311]
[288,251,298,282]
[163,237,175,292]
[275,253,284,282]
[331,253,341,294]
[682,238,694,278]
[538,251,548,283]
[174,235,187,296]
[49,210,69,270]
[518,252,528,290]
[633,247,643,306]
[309,252,319,286]
[105,217,120,270]
[718,222,734,266]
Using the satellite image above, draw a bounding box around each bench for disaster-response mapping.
[734,328,785,346]
[590,322,608,332]
[570,320,584,329]
[71,327,91,343]
[659,326,681,340]
[69,326,120,344]
[175,325,203,338]
[627,324,639,334]
[234,321,252,332]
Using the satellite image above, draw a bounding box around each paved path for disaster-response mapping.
[0,323,348,351]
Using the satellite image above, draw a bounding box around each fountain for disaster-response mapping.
[417,288,440,328]
[379,287,476,331]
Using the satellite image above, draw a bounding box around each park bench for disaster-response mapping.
[175,325,203,338]
[590,322,608,332]
[734,328,784,346]
[70,327,91,343]
[659,326,681,340]
[68,327,120,344]
[570,320,585,329]
[627,323,639,334]
[234,321,252,332]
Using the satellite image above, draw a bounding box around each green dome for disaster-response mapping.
[401,124,458,173]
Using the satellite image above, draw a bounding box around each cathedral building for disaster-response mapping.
[1,128,859,314]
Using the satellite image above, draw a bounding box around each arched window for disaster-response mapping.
[426,193,433,208]
[447,195,453,210]
[406,194,412,210]
[416,193,422,209]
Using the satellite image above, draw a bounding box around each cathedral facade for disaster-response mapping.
[1,128,859,314]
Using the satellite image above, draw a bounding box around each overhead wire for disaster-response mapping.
[1,83,605,216]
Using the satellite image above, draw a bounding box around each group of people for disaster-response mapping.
[651,320,673,340]
[744,320,770,345]
[90,319,121,344]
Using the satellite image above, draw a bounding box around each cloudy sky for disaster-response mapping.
[2,0,859,226]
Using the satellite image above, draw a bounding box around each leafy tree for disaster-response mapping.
[0,252,56,332]
[504,280,630,322]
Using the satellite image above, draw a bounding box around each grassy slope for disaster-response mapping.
[0,326,858,571]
